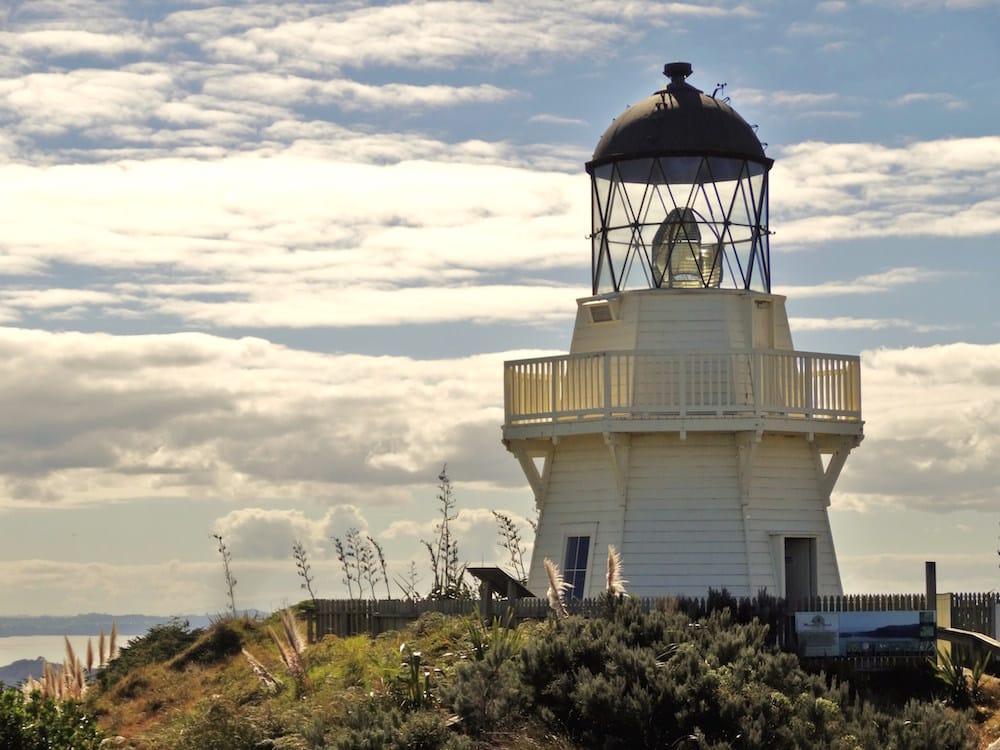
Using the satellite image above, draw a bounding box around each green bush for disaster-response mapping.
[334,699,403,750]
[169,698,264,750]
[169,619,244,670]
[96,618,200,691]
[0,687,103,750]
[516,596,974,750]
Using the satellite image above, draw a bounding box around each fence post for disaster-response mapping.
[925,561,936,613]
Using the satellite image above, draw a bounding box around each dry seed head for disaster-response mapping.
[543,558,570,619]
[606,544,628,596]
[280,609,305,655]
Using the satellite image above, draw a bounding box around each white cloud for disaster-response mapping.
[736,88,840,109]
[771,137,1000,243]
[892,91,966,110]
[834,342,1000,513]
[789,317,928,332]
[0,558,219,616]
[776,267,952,298]
[837,551,996,594]
[0,69,176,137]
[213,507,336,559]
[0,29,154,58]
[202,73,517,111]
[187,3,625,73]
[528,114,588,126]
[0,328,528,507]
[0,151,586,329]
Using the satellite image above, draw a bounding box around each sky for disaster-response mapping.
[1,0,999,617]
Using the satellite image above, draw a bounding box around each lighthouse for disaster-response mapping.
[503,63,863,604]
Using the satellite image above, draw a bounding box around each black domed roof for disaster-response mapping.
[588,62,768,169]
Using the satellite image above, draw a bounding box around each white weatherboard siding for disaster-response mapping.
[622,433,746,596]
[525,433,620,599]
[510,288,860,602]
[570,291,794,356]
[524,431,843,599]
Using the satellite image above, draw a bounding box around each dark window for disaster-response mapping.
[563,535,590,599]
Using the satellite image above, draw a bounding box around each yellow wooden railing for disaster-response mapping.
[504,350,861,425]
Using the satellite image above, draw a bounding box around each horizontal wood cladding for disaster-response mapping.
[634,292,753,352]
[522,416,845,599]
[568,291,795,356]
[625,544,747,567]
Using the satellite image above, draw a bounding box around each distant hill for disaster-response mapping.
[0,657,46,687]
[0,613,214,637]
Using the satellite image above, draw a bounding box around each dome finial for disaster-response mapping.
[663,61,693,85]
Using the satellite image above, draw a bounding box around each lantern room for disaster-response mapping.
[587,62,772,294]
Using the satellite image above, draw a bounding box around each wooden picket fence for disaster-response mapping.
[307,596,618,642]
[951,591,997,636]
[795,593,928,612]
[306,591,998,647]
[307,593,784,644]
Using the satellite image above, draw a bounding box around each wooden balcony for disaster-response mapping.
[503,349,862,439]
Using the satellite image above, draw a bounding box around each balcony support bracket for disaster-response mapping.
[503,438,554,511]
[813,435,863,503]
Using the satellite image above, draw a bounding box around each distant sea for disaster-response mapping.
[0,635,119,669]
[0,633,136,667]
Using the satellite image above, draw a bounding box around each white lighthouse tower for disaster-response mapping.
[503,63,863,604]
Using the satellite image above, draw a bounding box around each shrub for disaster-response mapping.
[96,618,200,691]
[169,698,264,750]
[444,647,525,735]
[0,687,103,750]
[516,596,975,750]
[170,619,244,670]
[334,699,403,750]
[394,710,451,749]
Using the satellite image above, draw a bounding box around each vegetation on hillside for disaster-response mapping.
[4,594,996,750]
[1,473,996,748]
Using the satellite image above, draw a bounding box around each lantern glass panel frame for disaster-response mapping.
[589,156,770,294]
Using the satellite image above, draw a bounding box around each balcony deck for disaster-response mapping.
[503,349,862,440]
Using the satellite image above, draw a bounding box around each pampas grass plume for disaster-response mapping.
[543,558,570,619]
[606,545,627,596]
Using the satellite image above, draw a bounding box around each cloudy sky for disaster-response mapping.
[1,0,999,617]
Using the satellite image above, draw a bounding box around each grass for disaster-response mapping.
[73,607,1000,750]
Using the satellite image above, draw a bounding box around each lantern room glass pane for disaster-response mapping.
[590,155,770,293]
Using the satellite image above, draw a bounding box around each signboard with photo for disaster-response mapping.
[795,610,936,658]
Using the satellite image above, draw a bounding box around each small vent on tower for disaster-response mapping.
[581,296,620,323]
[590,305,613,323]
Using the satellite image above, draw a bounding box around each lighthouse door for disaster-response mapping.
[784,537,817,606]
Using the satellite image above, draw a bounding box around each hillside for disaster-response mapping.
[0,658,46,687]
[3,599,999,750]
